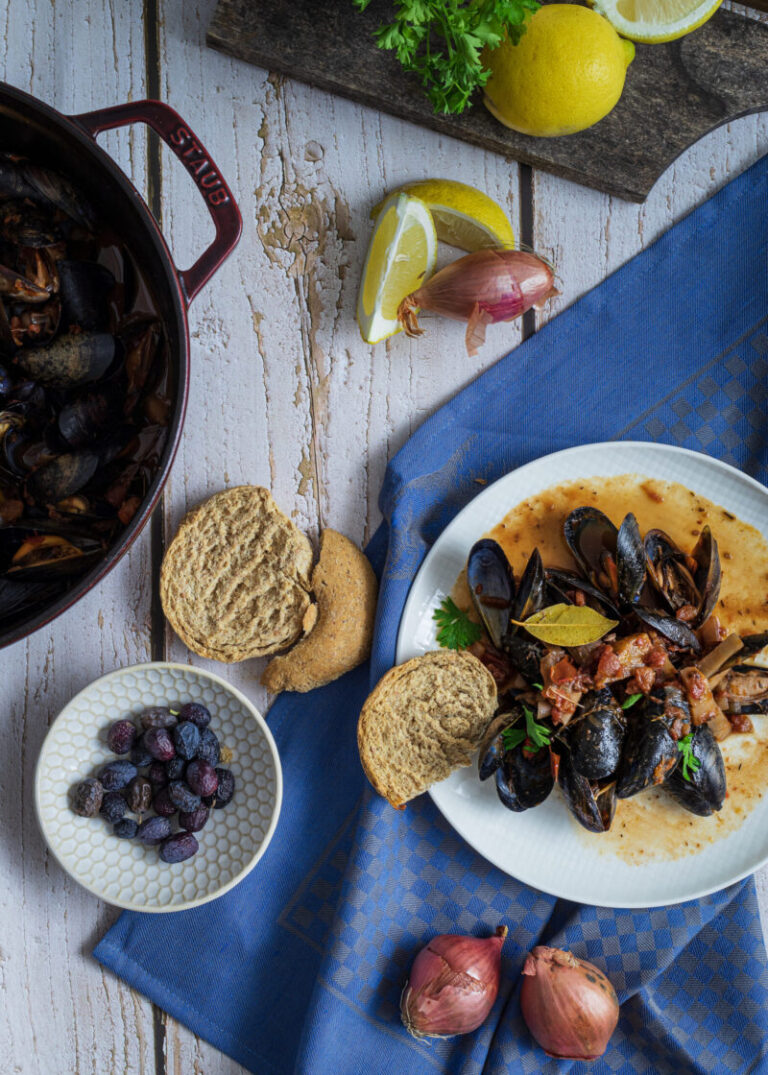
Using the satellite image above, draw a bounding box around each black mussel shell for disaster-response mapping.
[616,693,679,798]
[495,740,554,812]
[665,724,725,816]
[616,513,646,607]
[27,450,99,504]
[691,526,721,627]
[563,507,618,588]
[0,261,50,304]
[5,532,102,580]
[58,386,121,448]
[739,632,768,656]
[0,576,63,625]
[558,751,616,833]
[15,331,116,389]
[509,548,546,626]
[59,261,116,332]
[477,712,515,781]
[566,687,626,781]
[644,529,699,614]
[0,200,61,247]
[634,607,701,653]
[545,567,621,619]
[505,632,546,684]
[21,162,97,230]
[466,538,515,650]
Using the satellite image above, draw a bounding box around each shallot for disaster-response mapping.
[520,945,619,1060]
[397,249,557,356]
[400,925,507,1038]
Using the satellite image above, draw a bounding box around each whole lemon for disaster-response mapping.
[483,5,635,138]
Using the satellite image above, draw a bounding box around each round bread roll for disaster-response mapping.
[160,485,313,662]
[262,529,377,694]
[357,650,498,808]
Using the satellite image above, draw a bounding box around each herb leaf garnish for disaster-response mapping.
[621,693,643,710]
[353,0,540,115]
[433,596,483,650]
[511,603,619,647]
[502,705,550,754]
[677,733,701,783]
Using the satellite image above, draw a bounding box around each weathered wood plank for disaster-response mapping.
[206,0,768,203]
[0,2,157,1073]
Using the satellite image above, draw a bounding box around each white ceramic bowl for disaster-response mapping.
[34,662,282,912]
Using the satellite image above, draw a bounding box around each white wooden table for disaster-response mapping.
[2,2,767,1071]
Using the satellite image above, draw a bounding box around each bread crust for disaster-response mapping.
[357,650,497,807]
[160,485,313,662]
[261,529,377,693]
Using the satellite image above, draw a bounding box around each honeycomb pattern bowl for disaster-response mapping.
[34,662,282,912]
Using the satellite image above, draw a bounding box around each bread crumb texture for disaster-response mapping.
[262,529,378,693]
[160,485,313,662]
[357,650,497,807]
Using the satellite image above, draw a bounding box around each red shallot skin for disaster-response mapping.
[520,945,619,1061]
[400,926,508,1038]
[397,249,557,356]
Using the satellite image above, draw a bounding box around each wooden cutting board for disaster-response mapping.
[206,2,768,203]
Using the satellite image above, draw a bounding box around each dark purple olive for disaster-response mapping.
[152,787,177,818]
[113,818,138,839]
[196,728,220,767]
[99,790,127,824]
[178,702,211,729]
[72,777,103,817]
[159,832,199,863]
[130,735,153,768]
[168,781,201,813]
[165,757,186,781]
[185,759,218,797]
[97,760,137,791]
[126,776,152,814]
[106,719,137,755]
[172,721,200,761]
[140,706,177,730]
[143,726,175,762]
[179,805,209,832]
[137,816,172,845]
[148,761,168,789]
[206,768,235,809]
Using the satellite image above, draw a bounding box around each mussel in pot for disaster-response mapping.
[664,724,725,817]
[644,526,720,628]
[15,331,117,388]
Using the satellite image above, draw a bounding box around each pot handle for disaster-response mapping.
[70,99,242,307]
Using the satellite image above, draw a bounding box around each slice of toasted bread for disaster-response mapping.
[261,529,378,694]
[357,650,497,808]
[160,485,313,662]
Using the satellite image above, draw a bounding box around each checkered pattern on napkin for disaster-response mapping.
[95,153,768,1075]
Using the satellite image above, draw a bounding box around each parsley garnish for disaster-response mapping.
[353,0,540,115]
[677,733,701,783]
[501,705,550,754]
[621,693,643,710]
[433,596,483,650]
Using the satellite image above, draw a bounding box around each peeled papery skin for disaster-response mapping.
[520,946,619,1060]
[400,928,507,1038]
[397,249,557,356]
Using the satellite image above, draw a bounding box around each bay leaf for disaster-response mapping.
[511,603,619,647]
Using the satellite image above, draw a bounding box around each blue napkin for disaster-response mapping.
[96,152,768,1074]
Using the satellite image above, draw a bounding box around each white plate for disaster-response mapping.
[396,442,768,907]
[35,662,282,912]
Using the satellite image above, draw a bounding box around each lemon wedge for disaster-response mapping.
[373,179,514,252]
[357,192,437,345]
[591,0,721,43]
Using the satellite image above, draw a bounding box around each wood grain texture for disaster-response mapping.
[206,0,768,202]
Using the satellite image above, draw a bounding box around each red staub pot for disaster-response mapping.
[0,85,242,648]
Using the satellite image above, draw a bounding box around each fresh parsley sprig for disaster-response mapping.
[621,693,643,710]
[501,705,550,754]
[677,733,701,783]
[433,596,483,650]
[353,0,540,115]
